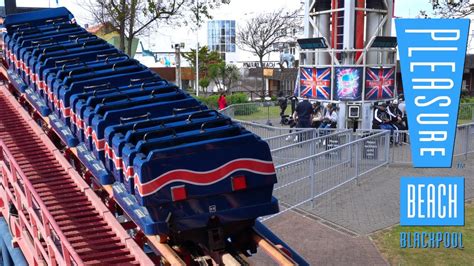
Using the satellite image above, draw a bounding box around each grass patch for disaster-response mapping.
[458,119,472,125]
[372,201,474,266]
[234,106,282,121]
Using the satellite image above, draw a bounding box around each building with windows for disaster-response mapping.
[207,20,236,61]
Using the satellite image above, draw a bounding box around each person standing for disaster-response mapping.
[295,96,313,128]
[277,92,288,115]
[289,96,313,142]
[218,93,227,110]
[277,91,288,124]
[289,95,298,115]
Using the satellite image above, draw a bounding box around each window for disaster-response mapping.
[290,47,295,55]
[207,20,236,54]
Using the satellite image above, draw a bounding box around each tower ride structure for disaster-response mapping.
[301,0,397,129]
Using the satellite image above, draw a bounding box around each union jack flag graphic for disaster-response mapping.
[365,67,395,100]
[299,67,331,100]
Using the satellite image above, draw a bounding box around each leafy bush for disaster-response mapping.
[194,93,259,116]
[459,104,473,120]
[228,93,248,104]
[195,95,219,109]
[195,92,249,109]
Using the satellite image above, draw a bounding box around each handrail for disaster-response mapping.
[275,130,389,169]
[0,140,83,265]
[271,129,352,153]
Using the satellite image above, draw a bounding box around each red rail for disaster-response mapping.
[0,86,151,265]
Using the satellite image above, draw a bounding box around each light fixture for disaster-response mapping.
[297,37,328,49]
[370,36,398,48]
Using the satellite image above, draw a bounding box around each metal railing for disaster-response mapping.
[264,128,347,150]
[270,130,353,166]
[0,141,82,265]
[237,120,308,139]
[263,131,390,220]
[220,102,280,123]
[378,123,474,165]
[454,122,474,158]
[223,104,474,221]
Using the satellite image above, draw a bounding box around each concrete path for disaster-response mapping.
[303,154,474,234]
[248,154,474,265]
[249,211,388,265]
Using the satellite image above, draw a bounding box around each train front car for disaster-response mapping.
[2,7,280,254]
[132,121,279,250]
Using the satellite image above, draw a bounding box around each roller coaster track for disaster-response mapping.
[0,83,154,265]
[0,60,301,265]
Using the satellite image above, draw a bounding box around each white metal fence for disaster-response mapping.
[237,120,309,139]
[221,104,474,220]
[269,130,353,166]
[377,123,474,165]
[263,131,391,220]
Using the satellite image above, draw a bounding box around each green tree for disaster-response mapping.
[85,0,230,55]
[182,46,223,93]
[208,63,240,91]
[199,77,211,91]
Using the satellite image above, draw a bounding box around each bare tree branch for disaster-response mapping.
[237,9,301,98]
[84,0,230,55]
[426,0,474,18]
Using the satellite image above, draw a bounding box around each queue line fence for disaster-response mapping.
[220,105,474,220]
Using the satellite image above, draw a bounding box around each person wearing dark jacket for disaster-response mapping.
[311,102,323,128]
[289,95,298,115]
[373,103,394,135]
[277,91,288,125]
[387,100,406,131]
[277,92,288,116]
[295,96,313,128]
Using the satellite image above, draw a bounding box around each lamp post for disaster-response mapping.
[195,0,200,97]
[194,0,218,96]
[173,43,184,89]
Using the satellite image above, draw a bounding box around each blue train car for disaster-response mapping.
[2,7,279,250]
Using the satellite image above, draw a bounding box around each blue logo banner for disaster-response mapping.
[396,19,469,168]
[400,177,464,226]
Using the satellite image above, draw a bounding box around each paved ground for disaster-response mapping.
[246,154,474,265]
[303,154,474,234]
[249,211,388,265]
[239,121,474,264]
